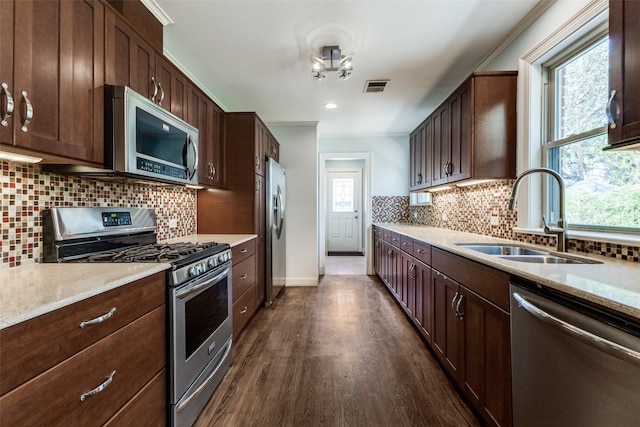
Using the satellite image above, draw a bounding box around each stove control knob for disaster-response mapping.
[189,266,198,277]
[208,258,216,268]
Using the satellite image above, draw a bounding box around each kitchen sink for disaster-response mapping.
[455,243,602,264]
[497,255,601,264]
[455,243,548,256]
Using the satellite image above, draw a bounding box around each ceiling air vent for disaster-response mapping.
[364,80,389,93]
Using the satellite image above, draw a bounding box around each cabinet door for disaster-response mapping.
[460,288,511,427]
[413,261,433,344]
[254,121,265,176]
[608,0,640,146]
[421,117,432,188]
[188,85,212,186]
[0,0,14,145]
[409,129,421,189]
[448,80,472,183]
[155,55,188,119]
[431,103,449,186]
[10,0,104,163]
[432,270,460,380]
[105,10,155,99]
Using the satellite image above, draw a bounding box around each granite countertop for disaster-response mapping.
[375,223,640,319]
[0,234,257,330]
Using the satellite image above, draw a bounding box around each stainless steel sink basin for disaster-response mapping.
[455,243,602,264]
[455,243,548,256]
[497,255,601,264]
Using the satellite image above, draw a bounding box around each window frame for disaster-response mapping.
[541,27,639,234]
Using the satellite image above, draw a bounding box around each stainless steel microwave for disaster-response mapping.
[44,85,199,186]
[106,85,199,185]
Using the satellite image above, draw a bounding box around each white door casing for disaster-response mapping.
[327,170,362,253]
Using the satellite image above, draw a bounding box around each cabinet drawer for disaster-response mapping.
[382,229,392,243]
[0,272,165,396]
[232,254,256,303]
[389,232,402,248]
[432,247,510,311]
[232,238,256,265]
[413,241,432,265]
[0,306,166,427]
[233,284,256,338]
[400,235,414,254]
[104,369,166,427]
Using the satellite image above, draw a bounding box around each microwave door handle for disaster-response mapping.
[185,135,198,180]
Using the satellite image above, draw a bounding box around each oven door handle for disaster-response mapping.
[176,267,230,300]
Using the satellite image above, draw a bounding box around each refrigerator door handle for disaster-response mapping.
[274,186,284,238]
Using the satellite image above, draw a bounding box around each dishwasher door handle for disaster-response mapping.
[513,292,640,366]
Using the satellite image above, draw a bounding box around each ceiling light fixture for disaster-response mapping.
[311,46,354,81]
[324,102,338,109]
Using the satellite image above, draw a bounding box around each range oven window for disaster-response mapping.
[184,275,229,359]
[136,107,188,164]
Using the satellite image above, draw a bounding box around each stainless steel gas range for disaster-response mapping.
[43,207,232,427]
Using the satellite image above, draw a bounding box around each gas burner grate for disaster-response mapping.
[87,242,221,263]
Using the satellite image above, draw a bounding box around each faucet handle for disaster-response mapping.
[542,215,562,234]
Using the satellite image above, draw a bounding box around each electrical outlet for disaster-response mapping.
[442,213,448,222]
[169,219,178,228]
[490,215,500,226]
[413,212,418,219]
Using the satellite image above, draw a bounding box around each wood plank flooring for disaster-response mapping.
[194,274,480,427]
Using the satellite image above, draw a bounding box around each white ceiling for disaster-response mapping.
[151,0,542,138]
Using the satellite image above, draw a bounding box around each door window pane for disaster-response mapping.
[333,178,354,212]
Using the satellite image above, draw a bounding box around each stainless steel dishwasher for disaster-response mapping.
[510,280,640,427]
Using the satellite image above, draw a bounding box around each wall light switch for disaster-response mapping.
[490,216,500,226]
[169,219,178,228]
[442,213,448,222]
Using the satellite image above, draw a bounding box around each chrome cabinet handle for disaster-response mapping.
[210,163,216,179]
[20,91,33,132]
[1,82,14,127]
[80,370,116,401]
[240,274,248,280]
[80,307,116,328]
[451,291,459,314]
[417,249,426,254]
[455,294,464,320]
[417,172,422,184]
[606,89,617,129]
[240,307,248,314]
[157,82,165,106]
[240,248,248,254]
[513,292,640,366]
[403,242,411,247]
[150,77,157,102]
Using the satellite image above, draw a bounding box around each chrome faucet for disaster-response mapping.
[508,168,568,252]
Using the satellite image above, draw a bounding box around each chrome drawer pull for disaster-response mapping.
[240,307,248,314]
[417,249,426,254]
[80,307,116,328]
[403,242,411,246]
[240,274,248,280]
[240,248,248,254]
[80,370,116,401]
[1,82,14,126]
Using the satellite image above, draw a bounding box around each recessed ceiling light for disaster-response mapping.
[324,102,338,109]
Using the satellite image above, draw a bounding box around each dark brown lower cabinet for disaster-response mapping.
[372,226,512,427]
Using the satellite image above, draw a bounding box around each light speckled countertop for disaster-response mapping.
[0,234,257,330]
[376,224,640,319]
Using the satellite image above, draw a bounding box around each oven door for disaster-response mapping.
[169,263,232,404]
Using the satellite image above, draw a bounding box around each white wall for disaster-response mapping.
[483,0,592,71]
[269,124,319,286]
[319,135,409,196]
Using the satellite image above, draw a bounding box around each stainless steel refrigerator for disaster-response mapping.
[265,157,286,307]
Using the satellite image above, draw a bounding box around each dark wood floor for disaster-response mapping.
[195,274,480,427]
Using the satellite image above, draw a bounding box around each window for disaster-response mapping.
[544,34,640,232]
[332,177,354,212]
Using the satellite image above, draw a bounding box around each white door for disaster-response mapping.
[327,170,362,253]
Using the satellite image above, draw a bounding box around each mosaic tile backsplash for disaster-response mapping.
[1,161,196,269]
[378,180,639,264]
